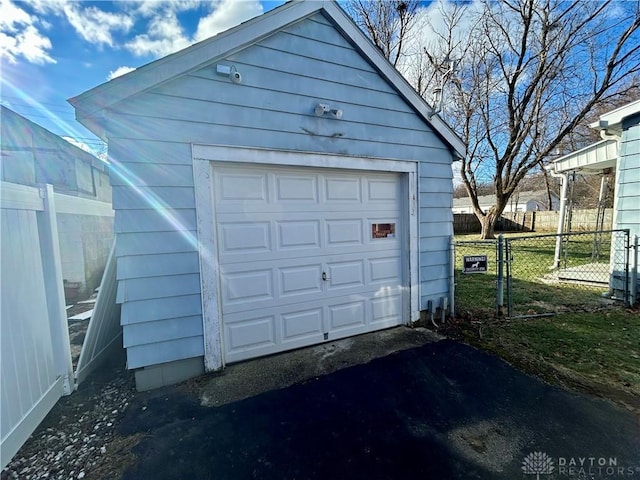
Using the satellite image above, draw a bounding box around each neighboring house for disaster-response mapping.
[1,105,114,299]
[452,190,560,214]
[69,0,466,391]
[548,98,640,303]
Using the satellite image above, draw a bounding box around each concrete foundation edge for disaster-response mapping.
[134,356,205,391]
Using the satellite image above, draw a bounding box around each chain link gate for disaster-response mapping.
[453,230,632,318]
[503,230,630,318]
[453,239,501,316]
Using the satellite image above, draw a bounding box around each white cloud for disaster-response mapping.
[107,65,136,81]
[12,24,55,64]
[0,0,133,64]
[125,10,190,57]
[0,0,55,64]
[132,0,203,17]
[1,0,267,66]
[126,0,263,57]
[62,3,133,47]
[0,0,32,31]
[29,0,70,15]
[194,0,263,42]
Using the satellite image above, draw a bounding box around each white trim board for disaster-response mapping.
[54,193,114,217]
[0,182,44,211]
[192,144,420,372]
[69,309,93,321]
[192,144,419,172]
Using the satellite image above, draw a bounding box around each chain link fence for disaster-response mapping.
[504,230,630,317]
[454,230,632,318]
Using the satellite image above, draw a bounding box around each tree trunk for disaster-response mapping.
[479,213,498,239]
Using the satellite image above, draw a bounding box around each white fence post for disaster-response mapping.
[37,184,74,395]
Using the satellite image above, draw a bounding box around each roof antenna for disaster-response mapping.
[428,56,458,119]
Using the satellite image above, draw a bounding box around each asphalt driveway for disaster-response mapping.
[119,338,639,480]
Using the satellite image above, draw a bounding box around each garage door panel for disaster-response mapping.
[326,260,365,289]
[276,175,319,202]
[223,269,273,305]
[322,250,401,284]
[215,202,393,215]
[277,220,321,250]
[218,222,271,254]
[220,251,401,313]
[216,172,268,203]
[321,284,405,306]
[371,293,402,323]
[223,304,325,363]
[370,256,402,283]
[225,315,276,355]
[367,178,400,201]
[325,177,362,202]
[280,264,324,297]
[217,214,401,265]
[282,308,323,342]
[220,260,324,313]
[326,219,363,246]
[328,300,366,330]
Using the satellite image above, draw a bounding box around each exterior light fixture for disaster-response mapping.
[314,103,343,119]
[216,64,242,83]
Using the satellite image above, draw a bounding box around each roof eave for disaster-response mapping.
[589,98,640,130]
[69,0,466,157]
[69,0,316,119]
[321,2,465,158]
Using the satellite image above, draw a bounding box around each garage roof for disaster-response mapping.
[68,0,465,158]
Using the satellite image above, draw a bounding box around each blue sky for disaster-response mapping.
[0,0,286,155]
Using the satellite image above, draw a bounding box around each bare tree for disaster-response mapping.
[348,0,640,238]
[344,0,421,67]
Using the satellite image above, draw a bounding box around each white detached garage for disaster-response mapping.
[70,0,465,390]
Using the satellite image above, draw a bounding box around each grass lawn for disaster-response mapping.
[449,231,639,412]
[454,231,624,316]
[439,307,640,413]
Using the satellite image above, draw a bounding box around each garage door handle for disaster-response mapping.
[322,271,330,281]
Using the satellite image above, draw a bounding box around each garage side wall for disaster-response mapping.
[108,13,454,376]
[617,113,640,302]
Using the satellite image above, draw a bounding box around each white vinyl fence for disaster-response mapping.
[1,182,118,468]
[75,242,121,385]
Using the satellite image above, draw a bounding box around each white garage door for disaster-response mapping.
[213,164,406,363]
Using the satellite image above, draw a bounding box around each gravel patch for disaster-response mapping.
[1,354,137,480]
